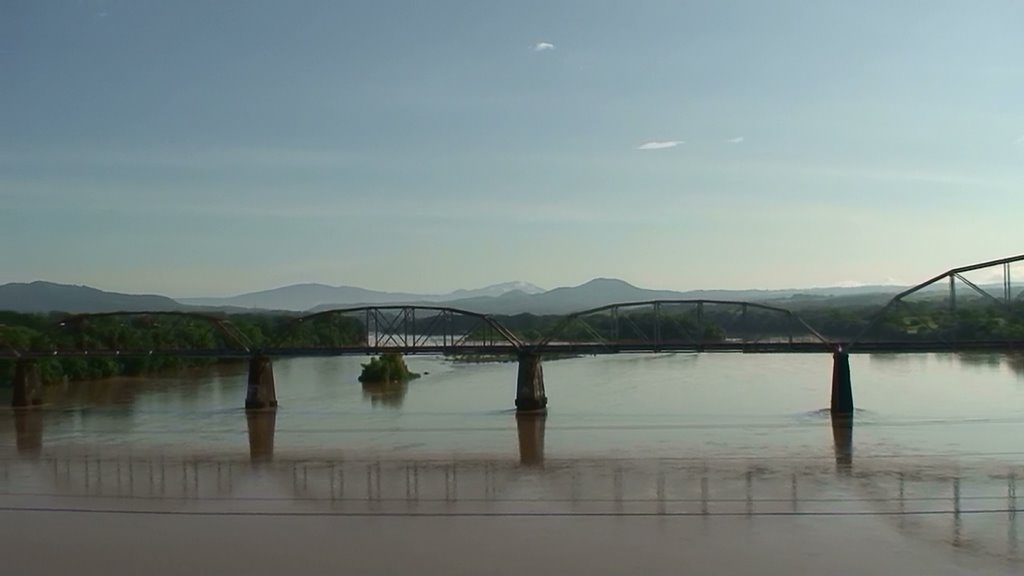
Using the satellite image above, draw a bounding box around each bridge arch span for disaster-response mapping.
[849,253,1024,350]
[274,305,524,352]
[536,298,833,350]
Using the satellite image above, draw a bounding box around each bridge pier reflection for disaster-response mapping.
[831,414,853,474]
[514,352,547,412]
[10,359,43,408]
[515,412,546,467]
[246,410,277,463]
[2,447,1020,559]
[13,408,43,456]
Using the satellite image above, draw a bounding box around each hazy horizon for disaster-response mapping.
[4,1,1023,295]
[1,272,932,301]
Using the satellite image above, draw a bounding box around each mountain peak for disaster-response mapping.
[577,277,638,289]
[446,281,545,299]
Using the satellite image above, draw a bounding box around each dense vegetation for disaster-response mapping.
[359,353,420,383]
[773,300,1024,342]
[4,298,1023,386]
[0,311,364,385]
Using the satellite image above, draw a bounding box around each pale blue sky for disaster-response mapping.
[2,0,1023,296]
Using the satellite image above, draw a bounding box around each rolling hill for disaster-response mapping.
[0,281,185,314]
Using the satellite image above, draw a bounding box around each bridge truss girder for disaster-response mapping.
[536,299,832,352]
[280,305,524,355]
[850,253,1024,350]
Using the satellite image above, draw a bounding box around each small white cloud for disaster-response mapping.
[534,42,556,52]
[1015,135,1024,144]
[636,141,683,151]
[726,136,745,144]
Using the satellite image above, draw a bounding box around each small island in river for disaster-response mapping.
[359,353,421,384]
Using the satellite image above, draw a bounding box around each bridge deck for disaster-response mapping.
[2,340,1022,359]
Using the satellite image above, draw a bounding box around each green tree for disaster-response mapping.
[359,353,420,383]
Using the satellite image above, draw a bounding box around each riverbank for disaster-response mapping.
[0,358,247,388]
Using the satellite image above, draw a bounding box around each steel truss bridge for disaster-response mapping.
[3,254,1024,410]
[3,253,1024,361]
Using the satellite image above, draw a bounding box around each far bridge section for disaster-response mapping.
[1,306,534,411]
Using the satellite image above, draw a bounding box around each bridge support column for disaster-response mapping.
[515,352,547,412]
[245,355,278,410]
[831,351,853,416]
[11,359,43,408]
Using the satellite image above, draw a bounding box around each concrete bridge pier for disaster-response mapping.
[10,359,43,408]
[831,351,853,417]
[515,352,547,412]
[245,355,278,410]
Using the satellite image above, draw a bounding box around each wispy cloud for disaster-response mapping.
[533,42,555,52]
[1015,135,1024,144]
[636,141,683,151]
[726,136,745,144]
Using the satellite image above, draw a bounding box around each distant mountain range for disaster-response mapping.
[178,281,546,311]
[0,278,911,316]
[413,280,910,315]
[0,281,186,314]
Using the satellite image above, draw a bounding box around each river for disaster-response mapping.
[2,352,1024,574]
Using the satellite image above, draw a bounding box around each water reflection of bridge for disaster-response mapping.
[2,412,1021,560]
[0,414,1016,508]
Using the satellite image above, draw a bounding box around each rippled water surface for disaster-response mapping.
[3,352,1024,458]
[2,352,1024,574]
